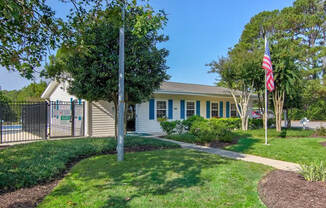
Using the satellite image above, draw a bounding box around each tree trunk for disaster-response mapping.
[273,90,285,132]
[230,88,252,131]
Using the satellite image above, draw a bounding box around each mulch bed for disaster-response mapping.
[0,145,176,208]
[206,139,238,149]
[0,145,10,150]
[258,170,326,208]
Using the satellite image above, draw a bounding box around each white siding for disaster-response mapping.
[49,82,78,102]
[90,101,116,137]
[135,94,236,134]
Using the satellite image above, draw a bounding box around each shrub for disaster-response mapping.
[190,119,234,143]
[175,120,184,134]
[160,121,177,135]
[307,100,326,121]
[209,118,241,130]
[182,115,205,130]
[288,108,305,120]
[166,133,197,143]
[248,118,275,129]
[0,137,179,192]
[300,161,326,182]
[315,126,326,136]
[190,120,215,143]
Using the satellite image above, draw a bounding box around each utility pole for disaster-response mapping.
[117,0,125,161]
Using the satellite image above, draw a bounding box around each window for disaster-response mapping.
[186,101,195,118]
[231,104,237,117]
[156,101,167,119]
[211,102,219,118]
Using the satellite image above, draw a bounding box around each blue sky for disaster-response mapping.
[0,0,294,90]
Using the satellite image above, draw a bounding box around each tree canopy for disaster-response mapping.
[45,0,169,132]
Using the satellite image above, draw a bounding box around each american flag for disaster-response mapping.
[262,37,274,92]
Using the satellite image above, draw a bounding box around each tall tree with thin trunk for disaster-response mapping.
[207,45,262,131]
[45,0,169,137]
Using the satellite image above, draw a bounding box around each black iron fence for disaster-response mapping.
[0,102,47,143]
[0,101,85,144]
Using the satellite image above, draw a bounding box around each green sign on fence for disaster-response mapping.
[61,115,71,121]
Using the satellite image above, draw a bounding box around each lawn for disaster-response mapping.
[38,149,272,208]
[165,128,326,164]
[225,136,326,164]
[235,128,315,138]
[0,137,179,192]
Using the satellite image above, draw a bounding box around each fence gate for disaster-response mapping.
[0,102,48,144]
[49,101,85,138]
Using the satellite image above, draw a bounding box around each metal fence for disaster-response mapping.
[0,101,85,144]
[48,101,85,138]
[0,102,47,143]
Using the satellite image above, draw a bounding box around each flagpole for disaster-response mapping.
[264,36,268,145]
[265,66,268,145]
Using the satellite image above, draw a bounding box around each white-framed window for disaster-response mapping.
[156,100,167,119]
[231,104,237,117]
[186,101,195,118]
[211,102,219,118]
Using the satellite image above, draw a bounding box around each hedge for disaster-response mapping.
[0,137,179,192]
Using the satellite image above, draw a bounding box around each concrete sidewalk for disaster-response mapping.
[154,137,301,172]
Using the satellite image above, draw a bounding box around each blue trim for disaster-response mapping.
[206,101,210,119]
[168,100,173,119]
[180,100,185,119]
[56,100,59,110]
[70,98,73,110]
[149,99,155,120]
[196,101,200,116]
[226,102,230,118]
[78,98,82,104]
[220,101,224,117]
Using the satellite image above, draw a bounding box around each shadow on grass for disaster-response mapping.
[48,150,228,208]
[227,131,261,153]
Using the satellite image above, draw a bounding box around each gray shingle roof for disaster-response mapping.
[157,81,234,97]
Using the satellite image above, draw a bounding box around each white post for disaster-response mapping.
[117,1,126,161]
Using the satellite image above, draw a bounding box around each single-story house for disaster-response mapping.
[41,81,256,137]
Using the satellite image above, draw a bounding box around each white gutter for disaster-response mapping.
[41,81,59,99]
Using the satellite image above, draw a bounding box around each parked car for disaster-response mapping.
[251,111,262,119]
[251,109,275,119]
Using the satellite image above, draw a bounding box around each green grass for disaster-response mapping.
[0,137,179,192]
[166,128,315,145]
[38,149,272,208]
[225,136,326,164]
[166,133,197,143]
[235,128,315,138]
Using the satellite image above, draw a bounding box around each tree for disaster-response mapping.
[0,0,108,78]
[270,37,300,131]
[2,81,47,101]
[0,0,60,78]
[45,0,169,136]
[207,45,263,130]
[0,91,17,122]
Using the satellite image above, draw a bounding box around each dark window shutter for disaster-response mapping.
[220,101,224,118]
[206,101,210,119]
[196,101,200,116]
[149,99,155,120]
[180,100,185,119]
[168,100,173,119]
[226,102,230,118]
